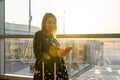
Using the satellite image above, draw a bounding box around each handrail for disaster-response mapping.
[2,34,120,38]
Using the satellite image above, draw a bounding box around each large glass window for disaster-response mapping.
[2,0,120,80]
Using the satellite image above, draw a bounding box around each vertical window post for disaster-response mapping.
[29,0,32,33]
[0,0,5,75]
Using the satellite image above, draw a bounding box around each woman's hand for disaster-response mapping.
[57,49,64,57]
[49,45,72,57]
[57,47,72,57]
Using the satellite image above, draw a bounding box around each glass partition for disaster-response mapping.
[5,38,120,79]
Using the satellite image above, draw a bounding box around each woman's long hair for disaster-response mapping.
[41,12,57,38]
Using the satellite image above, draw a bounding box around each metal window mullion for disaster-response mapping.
[29,0,32,33]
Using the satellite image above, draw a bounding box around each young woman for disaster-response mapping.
[33,12,72,80]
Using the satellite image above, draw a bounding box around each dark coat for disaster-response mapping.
[33,30,69,80]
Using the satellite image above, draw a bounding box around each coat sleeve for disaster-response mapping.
[33,31,42,59]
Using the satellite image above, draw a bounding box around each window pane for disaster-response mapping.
[5,0,120,35]
[31,0,120,34]
[5,38,34,75]
[5,0,35,35]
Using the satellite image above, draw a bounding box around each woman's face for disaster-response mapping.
[45,17,56,33]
